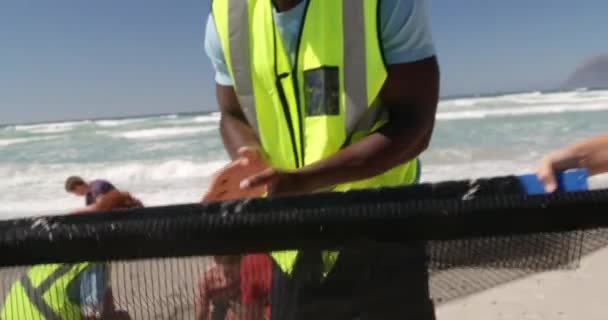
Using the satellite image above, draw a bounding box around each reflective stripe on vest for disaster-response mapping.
[19,265,74,320]
[1,263,91,320]
[213,0,418,274]
[226,0,258,138]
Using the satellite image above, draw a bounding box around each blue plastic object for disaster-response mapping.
[517,169,589,195]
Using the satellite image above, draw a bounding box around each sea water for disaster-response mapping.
[1,89,608,219]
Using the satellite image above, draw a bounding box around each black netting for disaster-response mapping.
[0,175,607,319]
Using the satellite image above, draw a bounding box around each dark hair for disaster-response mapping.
[65,176,86,192]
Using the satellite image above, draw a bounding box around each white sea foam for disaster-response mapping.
[110,126,216,140]
[193,114,221,123]
[0,159,228,217]
[437,103,608,120]
[420,160,531,183]
[95,118,147,127]
[0,136,58,147]
[439,89,608,110]
[12,121,90,134]
[0,138,36,147]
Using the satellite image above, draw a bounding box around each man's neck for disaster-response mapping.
[273,0,303,12]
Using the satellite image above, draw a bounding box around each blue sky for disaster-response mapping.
[1,0,607,124]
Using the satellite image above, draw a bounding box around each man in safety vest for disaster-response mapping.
[204,0,439,319]
[1,190,137,320]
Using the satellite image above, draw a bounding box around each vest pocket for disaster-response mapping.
[303,66,340,116]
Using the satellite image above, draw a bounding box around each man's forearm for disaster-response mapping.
[219,113,261,160]
[293,119,433,192]
[216,84,262,160]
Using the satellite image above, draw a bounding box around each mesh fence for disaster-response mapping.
[1,175,608,319]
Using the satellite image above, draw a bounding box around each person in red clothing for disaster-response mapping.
[194,254,272,320]
[198,169,272,320]
[195,256,242,320]
[239,254,272,320]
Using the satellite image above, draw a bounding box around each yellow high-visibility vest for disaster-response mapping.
[1,263,91,320]
[212,0,418,274]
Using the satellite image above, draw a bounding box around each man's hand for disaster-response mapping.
[202,146,269,202]
[240,167,303,197]
[202,145,306,198]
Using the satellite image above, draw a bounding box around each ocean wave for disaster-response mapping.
[12,120,90,134]
[0,138,34,147]
[0,158,228,218]
[420,160,531,183]
[193,114,221,123]
[437,103,608,120]
[95,159,227,181]
[0,136,58,147]
[0,186,209,219]
[95,118,147,127]
[138,141,190,152]
[0,159,227,186]
[439,89,608,110]
[440,91,543,108]
[3,161,605,219]
[110,126,217,140]
[162,113,221,125]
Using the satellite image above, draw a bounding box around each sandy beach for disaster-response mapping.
[0,245,605,320]
[436,246,608,320]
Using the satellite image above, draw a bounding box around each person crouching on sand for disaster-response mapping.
[73,189,143,214]
[81,189,143,319]
[65,176,117,209]
[73,189,142,319]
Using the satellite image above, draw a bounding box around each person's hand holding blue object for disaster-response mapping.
[536,134,608,192]
[520,170,588,195]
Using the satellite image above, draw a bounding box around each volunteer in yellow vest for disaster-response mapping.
[2,263,97,320]
[1,190,138,320]
[205,0,439,318]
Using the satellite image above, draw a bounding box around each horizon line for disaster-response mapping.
[3,85,606,127]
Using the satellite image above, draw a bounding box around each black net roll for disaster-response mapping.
[0,175,607,319]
